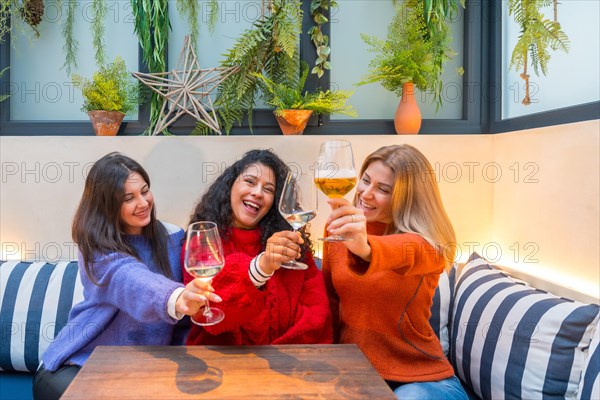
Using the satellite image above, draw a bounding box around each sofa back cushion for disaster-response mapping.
[429,264,456,357]
[451,254,600,400]
[0,261,83,373]
[578,321,600,400]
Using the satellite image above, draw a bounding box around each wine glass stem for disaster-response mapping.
[290,227,304,265]
[203,299,213,317]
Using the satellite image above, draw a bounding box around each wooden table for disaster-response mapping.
[62,344,396,399]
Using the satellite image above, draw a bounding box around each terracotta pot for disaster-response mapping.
[87,110,125,136]
[394,82,422,135]
[274,110,313,135]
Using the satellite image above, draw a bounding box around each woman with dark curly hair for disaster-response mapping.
[183,149,332,345]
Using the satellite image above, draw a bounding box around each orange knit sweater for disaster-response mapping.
[322,222,454,383]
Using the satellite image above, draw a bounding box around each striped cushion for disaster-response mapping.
[429,264,456,356]
[451,254,600,400]
[0,261,83,372]
[578,322,600,400]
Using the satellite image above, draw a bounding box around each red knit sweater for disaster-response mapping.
[182,227,332,345]
[322,222,454,383]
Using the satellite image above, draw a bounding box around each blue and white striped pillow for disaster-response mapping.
[0,261,84,372]
[578,321,600,400]
[451,254,600,400]
[429,264,456,357]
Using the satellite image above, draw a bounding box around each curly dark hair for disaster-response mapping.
[188,149,312,255]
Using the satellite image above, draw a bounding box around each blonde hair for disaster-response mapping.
[357,145,456,272]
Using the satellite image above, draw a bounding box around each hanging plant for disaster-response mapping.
[416,0,464,106]
[0,0,10,41]
[308,0,336,78]
[193,0,303,134]
[420,0,463,34]
[175,0,218,49]
[1,0,47,43]
[62,0,78,74]
[508,0,569,105]
[176,0,200,49]
[20,0,44,37]
[0,66,9,102]
[91,0,107,66]
[131,0,170,135]
[61,0,108,74]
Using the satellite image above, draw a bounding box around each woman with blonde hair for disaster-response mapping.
[322,144,466,399]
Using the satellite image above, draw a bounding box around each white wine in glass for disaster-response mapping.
[314,175,357,199]
[278,171,318,270]
[184,221,225,326]
[315,140,357,241]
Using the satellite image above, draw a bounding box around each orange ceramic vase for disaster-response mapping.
[88,110,125,136]
[394,82,422,135]
[274,110,314,135]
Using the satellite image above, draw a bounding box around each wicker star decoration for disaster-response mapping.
[133,35,238,135]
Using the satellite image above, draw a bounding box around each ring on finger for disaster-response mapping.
[351,214,356,223]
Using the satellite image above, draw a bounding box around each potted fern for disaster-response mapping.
[253,63,356,135]
[72,56,142,136]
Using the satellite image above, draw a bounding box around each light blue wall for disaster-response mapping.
[502,0,600,118]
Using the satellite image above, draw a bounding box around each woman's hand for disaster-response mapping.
[176,278,222,316]
[259,231,304,275]
[326,198,371,261]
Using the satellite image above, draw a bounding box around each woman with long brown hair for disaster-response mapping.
[33,152,218,400]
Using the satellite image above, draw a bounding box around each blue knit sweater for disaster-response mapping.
[42,222,186,371]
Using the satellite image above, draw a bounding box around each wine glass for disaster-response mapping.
[183,221,225,326]
[314,140,357,241]
[278,171,318,270]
